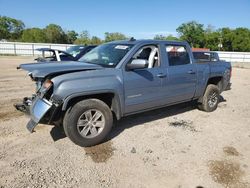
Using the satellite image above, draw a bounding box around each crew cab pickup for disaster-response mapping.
[15,40,232,147]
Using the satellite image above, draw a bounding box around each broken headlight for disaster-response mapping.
[38,79,53,99]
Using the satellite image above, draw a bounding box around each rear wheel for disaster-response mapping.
[198,84,220,112]
[63,99,113,147]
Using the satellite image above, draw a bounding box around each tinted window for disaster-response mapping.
[193,52,219,62]
[193,52,210,61]
[166,45,190,66]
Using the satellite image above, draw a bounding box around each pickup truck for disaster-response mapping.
[14,39,232,147]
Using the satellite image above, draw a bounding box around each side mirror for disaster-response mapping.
[126,59,148,70]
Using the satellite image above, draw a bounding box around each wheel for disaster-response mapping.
[63,99,113,147]
[198,84,220,112]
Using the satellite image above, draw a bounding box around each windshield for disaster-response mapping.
[66,46,85,57]
[79,43,134,67]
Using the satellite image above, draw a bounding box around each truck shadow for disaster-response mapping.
[50,96,226,143]
[107,96,226,141]
[106,101,197,142]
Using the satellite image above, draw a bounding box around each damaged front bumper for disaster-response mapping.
[14,96,52,132]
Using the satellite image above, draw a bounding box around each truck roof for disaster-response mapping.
[108,39,189,46]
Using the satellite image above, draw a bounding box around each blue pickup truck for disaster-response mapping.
[15,39,232,147]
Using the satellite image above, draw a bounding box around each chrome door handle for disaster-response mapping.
[157,73,167,78]
[187,70,196,74]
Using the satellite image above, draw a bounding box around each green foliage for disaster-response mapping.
[44,24,67,44]
[220,28,234,51]
[66,30,78,44]
[154,34,166,40]
[165,35,179,41]
[74,30,90,44]
[204,31,220,51]
[0,16,24,40]
[231,28,250,51]
[90,36,102,45]
[74,31,103,45]
[1,16,250,52]
[104,32,127,42]
[176,21,205,48]
[21,28,47,43]
[154,34,179,41]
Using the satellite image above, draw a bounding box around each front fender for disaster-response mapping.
[61,90,123,120]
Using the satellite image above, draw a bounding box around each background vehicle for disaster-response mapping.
[193,51,220,62]
[15,40,232,147]
[35,45,97,62]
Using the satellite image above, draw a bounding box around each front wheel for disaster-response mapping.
[198,84,220,112]
[63,99,113,147]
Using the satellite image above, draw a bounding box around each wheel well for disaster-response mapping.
[64,93,121,120]
[198,76,223,103]
[207,76,223,88]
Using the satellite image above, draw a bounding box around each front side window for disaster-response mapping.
[131,45,160,68]
[79,43,134,67]
[166,45,190,66]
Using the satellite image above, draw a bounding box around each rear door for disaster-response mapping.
[163,44,197,103]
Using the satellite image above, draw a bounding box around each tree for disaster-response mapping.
[176,21,205,47]
[21,28,47,43]
[154,34,166,40]
[165,35,179,41]
[231,28,250,52]
[204,31,220,50]
[104,32,127,42]
[66,30,78,44]
[220,28,234,51]
[154,34,179,41]
[0,16,25,40]
[90,36,102,45]
[44,24,67,43]
[74,30,90,44]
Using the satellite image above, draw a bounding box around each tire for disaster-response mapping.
[198,84,220,112]
[63,99,113,147]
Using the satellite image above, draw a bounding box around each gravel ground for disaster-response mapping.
[0,57,250,188]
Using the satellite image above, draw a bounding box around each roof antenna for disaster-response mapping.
[129,37,136,41]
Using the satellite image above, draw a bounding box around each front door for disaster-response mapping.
[123,45,166,114]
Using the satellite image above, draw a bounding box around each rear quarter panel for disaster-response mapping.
[194,61,231,98]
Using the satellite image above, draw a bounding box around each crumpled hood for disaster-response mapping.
[18,61,103,78]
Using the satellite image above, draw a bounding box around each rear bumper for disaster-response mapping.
[14,96,52,132]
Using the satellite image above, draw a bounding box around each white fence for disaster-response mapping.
[0,42,74,56]
[1,42,250,63]
[215,51,250,63]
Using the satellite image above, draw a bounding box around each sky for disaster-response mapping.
[0,0,250,39]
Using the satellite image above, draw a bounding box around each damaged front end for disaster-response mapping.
[14,97,33,115]
[14,61,102,133]
[14,79,58,133]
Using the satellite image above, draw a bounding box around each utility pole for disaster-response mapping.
[218,33,223,51]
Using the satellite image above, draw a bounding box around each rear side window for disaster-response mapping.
[166,45,190,66]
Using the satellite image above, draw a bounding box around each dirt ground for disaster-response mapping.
[0,57,250,188]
